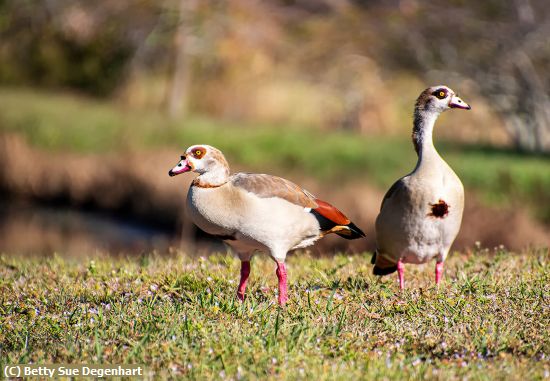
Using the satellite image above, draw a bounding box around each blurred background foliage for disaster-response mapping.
[0,0,549,254]
[1,0,550,151]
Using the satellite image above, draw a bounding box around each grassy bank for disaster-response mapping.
[1,87,550,222]
[1,250,549,380]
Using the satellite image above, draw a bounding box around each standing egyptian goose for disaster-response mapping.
[373,85,470,289]
[169,145,365,305]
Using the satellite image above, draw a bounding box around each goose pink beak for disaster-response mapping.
[168,157,192,176]
[449,95,471,110]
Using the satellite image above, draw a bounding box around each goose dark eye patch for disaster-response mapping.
[432,89,448,99]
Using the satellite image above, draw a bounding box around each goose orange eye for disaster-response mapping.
[190,146,206,158]
[432,89,447,99]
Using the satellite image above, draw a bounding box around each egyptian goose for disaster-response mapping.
[169,145,365,305]
[373,85,470,289]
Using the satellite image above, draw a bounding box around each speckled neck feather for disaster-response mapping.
[412,108,425,155]
[412,91,438,157]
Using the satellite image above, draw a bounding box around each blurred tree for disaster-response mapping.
[0,0,167,96]
[372,0,550,153]
[167,0,197,118]
[1,0,549,151]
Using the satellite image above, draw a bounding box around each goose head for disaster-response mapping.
[416,85,471,114]
[168,144,229,183]
[169,145,230,177]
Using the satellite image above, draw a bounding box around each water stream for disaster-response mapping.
[0,199,177,256]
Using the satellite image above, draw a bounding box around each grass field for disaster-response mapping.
[1,87,550,223]
[1,249,548,380]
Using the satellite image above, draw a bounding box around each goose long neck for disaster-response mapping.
[412,108,439,160]
[196,163,230,187]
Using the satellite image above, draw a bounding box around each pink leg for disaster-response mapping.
[237,261,251,301]
[435,261,444,286]
[276,262,288,306]
[397,260,405,290]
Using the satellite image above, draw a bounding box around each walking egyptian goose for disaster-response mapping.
[373,85,470,289]
[169,145,365,305]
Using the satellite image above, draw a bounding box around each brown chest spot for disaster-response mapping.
[428,199,449,218]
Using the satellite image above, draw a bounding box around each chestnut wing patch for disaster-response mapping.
[231,173,318,208]
[428,199,449,218]
[311,199,365,239]
[313,199,350,226]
